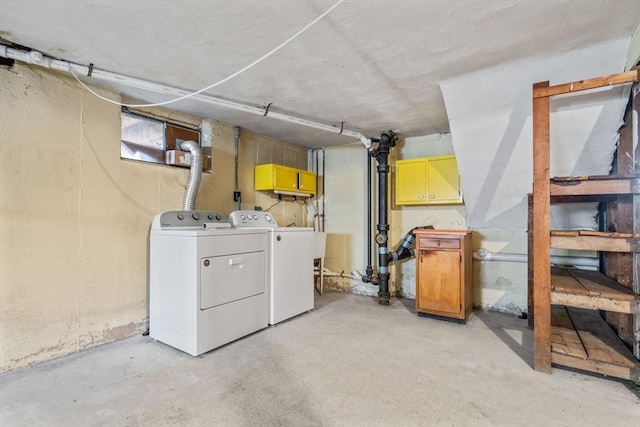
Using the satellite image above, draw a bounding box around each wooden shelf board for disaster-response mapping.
[550,306,640,381]
[550,175,640,197]
[551,174,639,182]
[550,231,639,252]
[550,305,587,358]
[551,268,639,313]
[550,194,618,203]
[533,70,640,98]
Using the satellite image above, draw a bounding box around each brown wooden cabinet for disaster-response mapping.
[414,230,473,322]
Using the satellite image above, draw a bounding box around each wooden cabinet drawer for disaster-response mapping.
[418,237,460,250]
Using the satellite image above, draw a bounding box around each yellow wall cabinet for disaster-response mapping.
[254,163,316,196]
[395,155,462,205]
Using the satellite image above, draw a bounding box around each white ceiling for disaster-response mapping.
[1,0,639,148]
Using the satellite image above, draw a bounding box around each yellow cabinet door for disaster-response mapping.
[298,170,316,194]
[395,155,462,205]
[427,157,461,203]
[395,159,427,205]
[272,166,299,192]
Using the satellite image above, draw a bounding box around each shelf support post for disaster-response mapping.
[532,81,552,373]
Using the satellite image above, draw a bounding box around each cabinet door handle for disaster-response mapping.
[436,239,441,246]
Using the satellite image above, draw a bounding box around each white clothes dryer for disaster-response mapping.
[229,210,314,325]
[150,210,268,355]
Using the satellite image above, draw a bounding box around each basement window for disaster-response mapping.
[120,110,204,169]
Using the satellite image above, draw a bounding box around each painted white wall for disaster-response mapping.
[441,37,629,231]
[439,37,631,314]
[322,144,379,295]
[626,19,640,70]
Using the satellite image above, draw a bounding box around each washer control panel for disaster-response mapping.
[229,210,278,228]
[153,211,231,229]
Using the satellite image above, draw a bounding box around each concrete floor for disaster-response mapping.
[1,291,638,426]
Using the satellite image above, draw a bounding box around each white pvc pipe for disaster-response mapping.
[0,44,372,149]
[314,268,362,280]
[473,248,599,268]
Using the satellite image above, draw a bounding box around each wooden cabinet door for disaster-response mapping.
[417,249,461,316]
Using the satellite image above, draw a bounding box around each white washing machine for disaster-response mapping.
[149,210,268,356]
[229,210,314,325]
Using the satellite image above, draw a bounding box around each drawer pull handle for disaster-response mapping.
[229,258,244,270]
[436,239,441,246]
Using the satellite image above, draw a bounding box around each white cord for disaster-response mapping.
[69,0,345,108]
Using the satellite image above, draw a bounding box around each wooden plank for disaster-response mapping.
[566,307,639,368]
[527,194,534,329]
[550,176,640,196]
[532,81,552,373]
[550,305,587,358]
[551,268,587,293]
[550,268,637,313]
[550,194,618,203]
[549,306,640,381]
[551,292,636,313]
[633,90,640,359]
[551,352,640,381]
[578,230,639,238]
[550,230,639,238]
[552,174,638,182]
[551,234,639,252]
[533,70,640,98]
[567,269,640,301]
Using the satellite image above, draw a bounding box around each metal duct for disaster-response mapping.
[179,140,202,211]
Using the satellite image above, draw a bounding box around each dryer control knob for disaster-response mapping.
[216,214,222,220]
[265,214,272,223]
[192,212,200,220]
[208,214,214,220]
[177,213,184,220]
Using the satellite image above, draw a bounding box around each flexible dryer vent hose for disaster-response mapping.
[179,140,202,211]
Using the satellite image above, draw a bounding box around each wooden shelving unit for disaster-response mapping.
[530,70,640,381]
